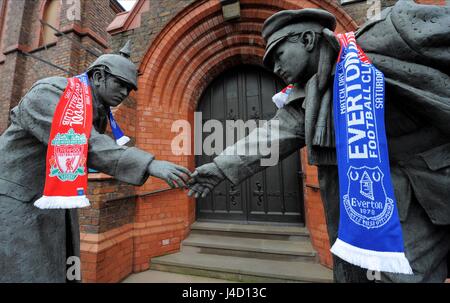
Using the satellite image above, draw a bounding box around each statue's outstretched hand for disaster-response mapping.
[187,162,226,198]
[148,160,191,188]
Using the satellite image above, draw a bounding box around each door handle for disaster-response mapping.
[252,181,264,206]
[229,185,240,206]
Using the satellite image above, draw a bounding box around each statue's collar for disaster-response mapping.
[286,62,337,109]
[284,83,306,106]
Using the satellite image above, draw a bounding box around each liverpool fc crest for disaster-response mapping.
[49,128,87,181]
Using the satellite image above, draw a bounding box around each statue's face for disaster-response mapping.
[271,30,321,85]
[272,39,310,84]
[92,71,131,107]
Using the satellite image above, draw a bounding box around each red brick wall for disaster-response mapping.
[0,0,30,131]
[301,149,333,268]
[0,0,117,134]
[109,0,193,67]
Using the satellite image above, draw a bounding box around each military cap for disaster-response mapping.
[262,9,337,69]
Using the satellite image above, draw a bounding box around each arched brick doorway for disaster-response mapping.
[195,64,304,224]
[132,0,357,268]
[135,0,356,189]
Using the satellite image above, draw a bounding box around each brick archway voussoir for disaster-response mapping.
[178,47,266,112]
[138,0,357,113]
[160,34,266,110]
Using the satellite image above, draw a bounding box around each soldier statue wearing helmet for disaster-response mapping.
[0,41,191,282]
[86,40,138,91]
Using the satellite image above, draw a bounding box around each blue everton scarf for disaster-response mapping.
[87,110,129,174]
[108,110,130,146]
[330,32,413,274]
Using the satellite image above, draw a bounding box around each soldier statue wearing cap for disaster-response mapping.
[0,42,191,282]
[188,1,450,282]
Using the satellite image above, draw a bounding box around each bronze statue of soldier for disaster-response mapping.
[0,43,191,282]
[188,1,450,282]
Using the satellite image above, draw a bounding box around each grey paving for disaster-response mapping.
[122,269,235,283]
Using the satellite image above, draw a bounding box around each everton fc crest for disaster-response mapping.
[49,128,87,182]
[343,166,394,229]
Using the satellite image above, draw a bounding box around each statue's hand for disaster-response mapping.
[148,160,191,188]
[187,163,226,198]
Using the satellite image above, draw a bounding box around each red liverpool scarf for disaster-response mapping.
[34,73,93,209]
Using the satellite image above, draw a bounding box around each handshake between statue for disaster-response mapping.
[187,163,226,198]
[149,160,225,199]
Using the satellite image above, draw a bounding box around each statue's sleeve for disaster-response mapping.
[356,1,450,137]
[17,82,154,186]
[87,128,153,186]
[213,104,306,185]
[356,1,450,72]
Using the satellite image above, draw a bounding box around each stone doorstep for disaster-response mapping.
[150,252,333,283]
[143,221,330,282]
[182,233,317,258]
[191,221,310,237]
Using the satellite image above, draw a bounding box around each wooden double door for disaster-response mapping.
[195,65,304,224]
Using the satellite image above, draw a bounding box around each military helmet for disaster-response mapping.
[86,40,138,90]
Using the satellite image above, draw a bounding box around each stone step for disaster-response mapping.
[150,251,333,283]
[182,233,317,262]
[191,221,309,241]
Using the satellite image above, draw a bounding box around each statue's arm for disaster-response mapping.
[17,82,153,186]
[87,128,153,186]
[213,104,306,185]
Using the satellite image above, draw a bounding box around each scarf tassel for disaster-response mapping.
[108,110,130,146]
[331,239,413,275]
[34,195,90,209]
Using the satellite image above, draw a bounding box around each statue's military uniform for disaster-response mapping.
[0,76,153,282]
[213,1,450,282]
[0,42,192,282]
